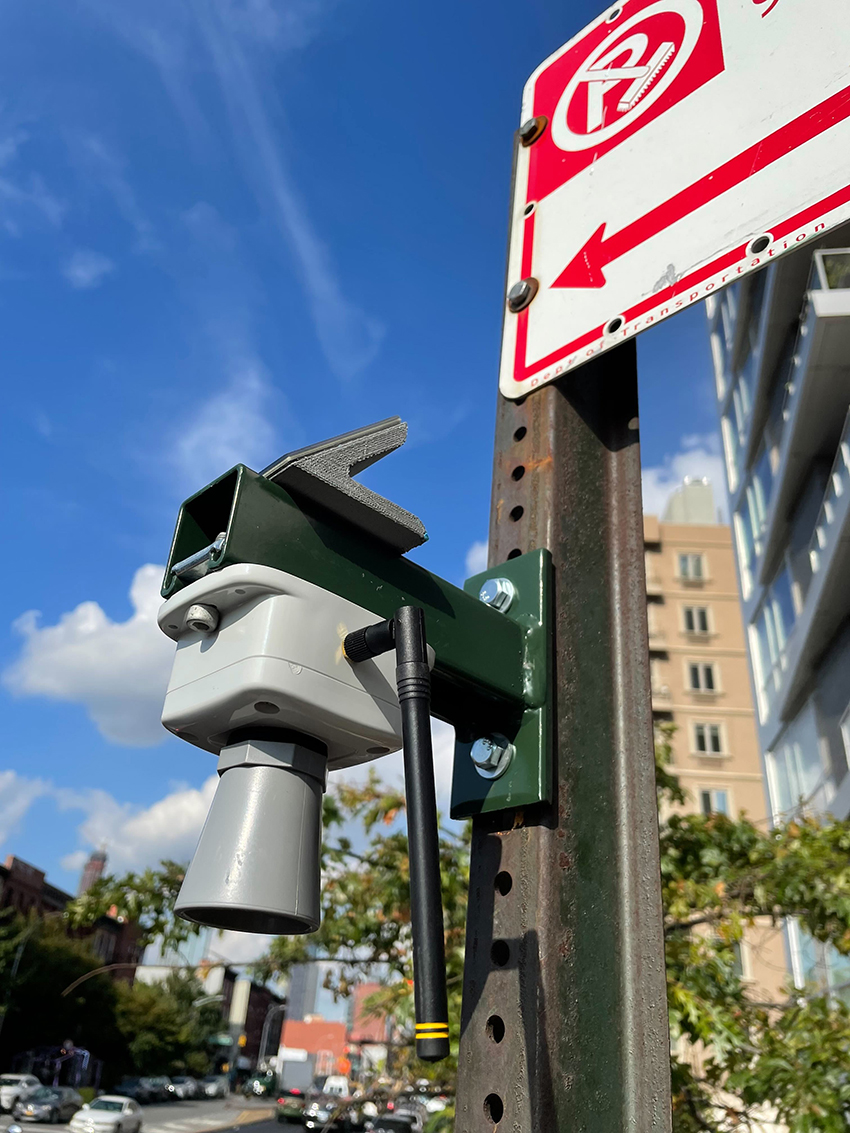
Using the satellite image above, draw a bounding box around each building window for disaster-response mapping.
[841,704,850,766]
[694,723,724,754]
[752,565,797,717]
[683,606,709,634]
[700,788,729,816]
[689,663,717,692]
[766,703,832,820]
[678,553,705,581]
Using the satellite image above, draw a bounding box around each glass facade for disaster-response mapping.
[765,703,831,819]
[752,565,797,716]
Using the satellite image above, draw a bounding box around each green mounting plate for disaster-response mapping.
[450,549,552,819]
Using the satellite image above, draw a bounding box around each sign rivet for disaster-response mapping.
[507,278,539,313]
[518,115,548,147]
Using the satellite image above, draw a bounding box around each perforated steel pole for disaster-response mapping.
[454,344,671,1132]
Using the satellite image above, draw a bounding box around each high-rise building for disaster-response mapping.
[77,848,107,895]
[706,234,850,990]
[645,481,787,1001]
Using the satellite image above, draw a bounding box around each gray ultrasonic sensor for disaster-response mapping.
[175,737,327,935]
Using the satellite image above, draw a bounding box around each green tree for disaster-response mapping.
[658,723,850,1132]
[0,910,128,1073]
[114,972,222,1076]
[74,744,850,1126]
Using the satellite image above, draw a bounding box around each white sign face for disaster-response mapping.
[500,0,850,398]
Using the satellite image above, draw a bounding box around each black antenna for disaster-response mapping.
[344,608,449,1061]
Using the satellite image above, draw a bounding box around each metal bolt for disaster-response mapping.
[507,277,538,313]
[518,115,547,146]
[470,736,515,780]
[185,603,219,634]
[478,577,516,613]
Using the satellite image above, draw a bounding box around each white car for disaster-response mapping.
[0,1075,40,1114]
[70,1096,143,1133]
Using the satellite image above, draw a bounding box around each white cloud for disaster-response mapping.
[642,432,728,522]
[57,775,218,874]
[171,360,278,489]
[4,565,174,746]
[465,540,488,577]
[63,248,115,289]
[213,929,275,965]
[0,770,49,847]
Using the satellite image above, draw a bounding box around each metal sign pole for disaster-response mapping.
[455,343,671,1132]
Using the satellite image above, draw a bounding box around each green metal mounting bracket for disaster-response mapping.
[450,550,553,819]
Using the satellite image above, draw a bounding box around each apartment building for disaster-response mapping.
[645,479,787,1001]
[706,231,850,990]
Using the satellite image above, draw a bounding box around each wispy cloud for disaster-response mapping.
[83,0,384,378]
[63,248,115,289]
[0,770,49,847]
[172,359,279,489]
[77,136,160,253]
[642,432,728,521]
[465,540,488,577]
[4,564,174,747]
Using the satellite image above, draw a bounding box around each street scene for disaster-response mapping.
[2,1,850,1131]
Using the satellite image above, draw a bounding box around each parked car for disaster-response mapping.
[276,1089,306,1124]
[70,1096,143,1133]
[170,1078,199,1100]
[14,1085,83,1123]
[113,1079,154,1106]
[143,1078,176,1103]
[242,1073,275,1098]
[200,1075,229,1099]
[0,1075,41,1114]
[303,1097,366,1133]
[369,1115,423,1133]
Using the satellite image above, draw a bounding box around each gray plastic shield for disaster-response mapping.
[175,760,324,935]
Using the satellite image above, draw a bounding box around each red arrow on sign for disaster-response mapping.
[552,84,850,290]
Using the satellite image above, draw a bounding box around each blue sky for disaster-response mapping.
[0,0,721,960]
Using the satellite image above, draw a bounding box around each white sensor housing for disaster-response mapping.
[157,563,402,768]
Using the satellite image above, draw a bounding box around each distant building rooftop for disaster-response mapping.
[660,477,719,525]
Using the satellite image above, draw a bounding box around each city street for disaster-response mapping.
[0,1098,276,1133]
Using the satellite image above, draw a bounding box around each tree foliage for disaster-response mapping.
[0,910,128,1072]
[74,734,850,1126]
[256,772,468,1086]
[114,972,222,1077]
[65,861,198,954]
[658,723,850,1132]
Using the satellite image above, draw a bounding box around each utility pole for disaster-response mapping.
[454,344,671,1132]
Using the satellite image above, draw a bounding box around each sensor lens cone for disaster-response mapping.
[175,761,322,935]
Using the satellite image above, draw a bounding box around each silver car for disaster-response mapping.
[70,1095,143,1133]
[14,1085,83,1123]
[0,1075,40,1114]
[200,1076,228,1099]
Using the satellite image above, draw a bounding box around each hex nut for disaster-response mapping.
[185,603,220,634]
[478,578,517,613]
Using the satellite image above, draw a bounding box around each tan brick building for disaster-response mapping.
[645,478,787,1003]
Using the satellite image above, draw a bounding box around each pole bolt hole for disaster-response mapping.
[513,426,527,442]
[507,549,522,559]
[511,465,525,481]
[491,940,510,967]
[494,871,513,895]
[510,505,524,522]
[483,1094,504,1124]
[486,1015,506,1044]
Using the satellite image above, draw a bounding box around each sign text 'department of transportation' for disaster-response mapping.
[500,0,850,397]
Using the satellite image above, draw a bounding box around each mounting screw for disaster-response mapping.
[470,736,515,780]
[185,603,219,634]
[518,115,547,147]
[507,278,538,313]
[478,577,516,613]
